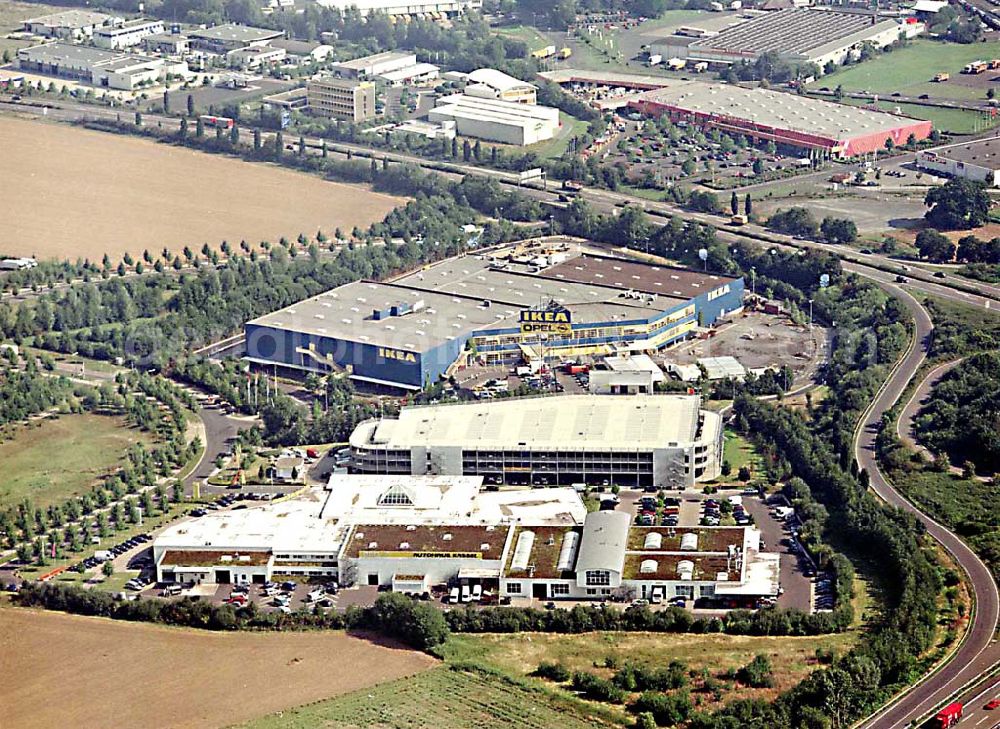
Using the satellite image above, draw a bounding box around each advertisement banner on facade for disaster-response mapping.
[519,306,572,336]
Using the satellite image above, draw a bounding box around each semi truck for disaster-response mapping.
[558,47,572,59]
[934,702,963,728]
[531,45,557,59]
[200,114,235,129]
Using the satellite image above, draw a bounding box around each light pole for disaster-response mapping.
[808,299,814,330]
[750,266,756,297]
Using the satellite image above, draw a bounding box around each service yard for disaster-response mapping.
[661,310,828,388]
[0,116,402,261]
[0,605,436,729]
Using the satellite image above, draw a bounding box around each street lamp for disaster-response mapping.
[808,299,814,330]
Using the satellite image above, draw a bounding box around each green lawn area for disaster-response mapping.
[813,40,1000,102]
[242,664,615,729]
[722,429,764,476]
[835,96,997,134]
[0,413,153,512]
[495,24,554,52]
[529,112,591,159]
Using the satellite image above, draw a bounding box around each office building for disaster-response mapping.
[307,76,376,122]
[94,18,165,50]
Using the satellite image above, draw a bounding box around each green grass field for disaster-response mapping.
[814,40,1000,102]
[530,112,592,159]
[243,665,614,729]
[0,413,152,511]
[495,24,554,52]
[722,430,764,475]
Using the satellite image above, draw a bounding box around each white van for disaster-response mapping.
[472,584,483,602]
[460,585,471,603]
[306,589,324,602]
[449,586,460,603]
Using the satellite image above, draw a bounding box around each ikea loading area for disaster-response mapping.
[244,247,744,390]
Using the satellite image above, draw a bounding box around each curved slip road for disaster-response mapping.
[852,281,999,729]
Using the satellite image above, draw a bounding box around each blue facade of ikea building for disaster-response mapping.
[243,252,745,392]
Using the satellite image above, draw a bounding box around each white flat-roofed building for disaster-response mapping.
[465,68,537,104]
[378,62,440,86]
[349,394,724,488]
[268,39,334,62]
[153,490,340,585]
[698,355,746,381]
[428,93,559,145]
[334,51,417,79]
[500,513,777,603]
[589,353,666,395]
[94,18,164,49]
[153,475,584,587]
[917,138,1000,187]
[314,0,482,16]
[17,42,184,90]
[24,10,113,40]
[188,24,283,54]
[142,32,189,55]
[227,44,286,69]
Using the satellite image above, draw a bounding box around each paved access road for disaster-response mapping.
[852,281,1000,729]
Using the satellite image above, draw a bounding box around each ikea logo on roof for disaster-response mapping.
[520,308,571,324]
[378,347,417,363]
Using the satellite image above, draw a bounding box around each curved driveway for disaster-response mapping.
[852,282,999,729]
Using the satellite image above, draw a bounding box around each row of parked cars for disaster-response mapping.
[448,583,483,603]
[75,533,152,571]
[814,574,835,612]
[635,495,681,526]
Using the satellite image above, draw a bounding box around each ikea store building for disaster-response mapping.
[244,245,744,391]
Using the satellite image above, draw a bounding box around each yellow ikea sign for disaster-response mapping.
[520,307,572,336]
[378,347,417,363]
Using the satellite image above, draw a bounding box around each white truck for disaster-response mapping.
[648,54,663,67]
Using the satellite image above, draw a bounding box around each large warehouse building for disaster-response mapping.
[916,138,1000,187]
[428,93,560,145]
[348,394,724,487]
[652,9,923,69]
[17,43,187,90]
[244,243,744,390]
[629,81,931,158]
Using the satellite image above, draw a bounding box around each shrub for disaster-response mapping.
[534,661,570,682]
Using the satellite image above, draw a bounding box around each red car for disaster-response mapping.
[985,699,1000,710]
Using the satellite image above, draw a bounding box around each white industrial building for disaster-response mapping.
[314,0,482,16]
[93,19,165,50]
[187,24,283,54]
[334,51,417,79]
[465,68,537,104]
[227,45,286,69]
[154,475,585,586]
[916,139,1000,187]
[349,394,724,488]
[698,356,746,381]
[428,93,560,145]
[153,475,777,604]
[651,9,923,70]
[588,353,666,395]
[23,10,113,40]
[502,510,779,603]
[17,43,187,90]
[378,62,441,86]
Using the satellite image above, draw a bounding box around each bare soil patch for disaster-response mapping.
[0,606,436,729]
[0,116,401,261]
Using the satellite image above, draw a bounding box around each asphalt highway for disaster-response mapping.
[851,281,999,729]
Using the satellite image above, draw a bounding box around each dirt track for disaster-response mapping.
[0,116,401,261]
[0,606,436,729]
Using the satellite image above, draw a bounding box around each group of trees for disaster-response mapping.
[915,228,1000,264]
[764,207,859,245]
[913,352,1000,475]
[925,178,992,231]
[16,583,447,651]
